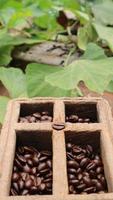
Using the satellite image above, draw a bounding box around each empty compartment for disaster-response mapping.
[19,102,54,123]
[65,102,98,123]
[65,131,108,194]
[10,131,53,196]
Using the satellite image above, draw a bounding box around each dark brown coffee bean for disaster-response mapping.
[93,159,102,166]
[73,146,82,154]
[13,182,19,193]
[30,186,37,194]
[68,168,76,174]
[75,154,85,162]
[77,173,83,181]
[21,189,29,195]
[89,170,96,179]
[76,183,86,191]
[10,188,18,195]
[96,167,103,174]
[39,156,48,162]
[69,179,79,186]
[15,159,23,170]
[66,143,72,151]
[67,160,79,169]
[84,186,96,193]
[41,150,52,156]
[44,178,52,183]
[36,177,42,187]
[69,185,75,193]
[28,116,36,123]
[12,173,20,182]
[68,115,78,123]
[83,176,92,186]
[31,167,37,175]
[37,162,47,171]
[16,154,26,164]
[40,168,50,175]
[41,115,50,121]
[52,122,65,130]
[84,118,90,123]
[96,181,103,191]
[39,183,46,191]
[33,112,41,119]
[46,182,52,188]
[86,162,96,171]
[78,118,84,123]
[45,171,52,178]
[18,179,24,190]
[76,168,82,174]
[80,158,89,168]
[46,160,52,168]
[68,174,76,180]
[67,152,74,160]
[32,154,39,166]
[25,179,33,189]
[27,159,33,167]
[23,164,31,173]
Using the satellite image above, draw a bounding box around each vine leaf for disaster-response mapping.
[26,63,81,97]
[0,67,27,98]
[93,23,113,52]
[46,58,113,94]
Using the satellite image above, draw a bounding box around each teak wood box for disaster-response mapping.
[0,97,113,200]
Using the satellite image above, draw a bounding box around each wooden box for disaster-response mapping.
[0,97,113,200]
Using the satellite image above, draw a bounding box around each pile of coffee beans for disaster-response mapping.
[10,146,52,196]
[19,111,53,123]
[66,143,107,194]
[66,115,90,123]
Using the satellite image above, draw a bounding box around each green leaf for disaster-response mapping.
[77,23,97,50]
[93,23,113,52]
[46,58,113,94]
[0,96,10,124]
[82,43,106,60]
[0,67,27,98]
[0,45,13,66]
[26,63,79,97]
[92,1,113,25]
[106,80,113,93]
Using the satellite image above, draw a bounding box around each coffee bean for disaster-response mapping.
[46,160,52,168]
[68,168,76,174]
[96,181,103,191]
[25,179,33,189]
[96,167,103,174]
[18,179,24,190]
[83,176,92,186]
[84,186,96,193]
[13,182,19,193]
[66,143,72,151]
[52,122,65,130]
[39,183,46,191]
[21,189,29,195]
[68,174,76,180]
[30,186,38,194]
[12,173,20,182]
[76,183,86,191]
[37,162,47,171]
[67,160,79,169]
[69,179,79,186]
[23,164,31,173]
[86,162,96,171]
[10,188,18,195]
[80,158,89,168]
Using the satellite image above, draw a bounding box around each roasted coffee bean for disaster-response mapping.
[52,122,65,130]
[23,164,31,173]
[80,158,89,168]
[10,188,18,196]
[12,173,20,182]
[67,160,79,169]
[18,179,24,190]
[83,186,96,193]
[21,189,29,195]
[13,182,19,193]
[66,143,72,151]
[66,142,107,194]
[96,167,103,174]
[30,186,38,194]
[68,115,78,123]
[46,160,52,168]
[68,168,76,174]
[39,183,46,191]
[83,176,92,186]
[86,162,96,171]
[37,162,47,171]
[25,179,33,189]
